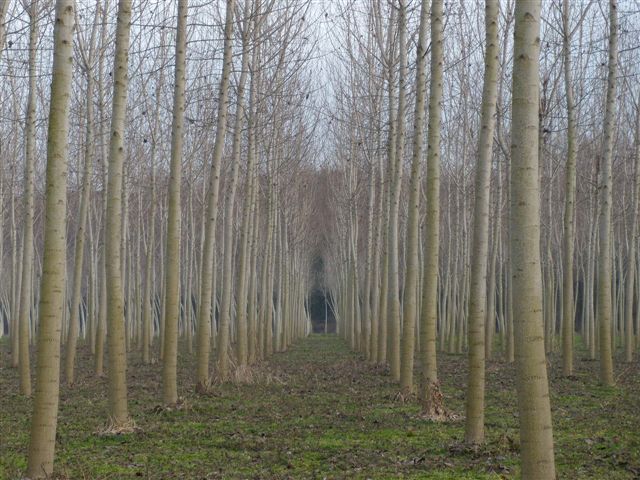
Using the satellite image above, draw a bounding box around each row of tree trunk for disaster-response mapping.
[1,1,320,478]
[328,1,632,479]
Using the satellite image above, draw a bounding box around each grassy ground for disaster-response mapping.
[1,335,639,479]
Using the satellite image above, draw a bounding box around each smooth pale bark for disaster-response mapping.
[134,203,142,348]
[387,0,407,382]
[363,154,375,359]
[377,197,390,364]
[266,138,280,356]
[510,2,556,478]
[345,140,359,351]
[88,217,97,353]
[196,0,236,391]
[95,250,106,375]
[399,0,428,394]
[162,0,188,406]
[142,182,156,365]
[240,134,257,362]
[95,256,106,373]
[597,0,617,386]
[541,113,553,356]
[25,0,74,476]
[94,1,109,376]
[121,177,130,354]
[10,191,20,368]
[158,203,168,360]
[485,155,502,360]
[248,177,259,356]
[419,0,444,417]
[357,25,378,356]
[505,160,515,364]
[65,7,100,386]
[280,222,291,350]
[121,170,133,352]
[274,212,284,351]
[106,0,133,427]
[377,5,396,367]
[247,175,260,363]
[625,112,640,362]
[237,14,261,365]
[218,4,251,376]
[261,185,276,358]
[6,65,21,359]
[588,212,597,360]
[464,0,499,445]
[18,2,39,397]
[369,117,384,362]
[196,175,206,346]
[141,118,163,364]
[561,0,578,376]
[247,185,264,364]
[185,179,195,354]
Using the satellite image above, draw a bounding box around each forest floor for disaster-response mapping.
[1,335,639,479]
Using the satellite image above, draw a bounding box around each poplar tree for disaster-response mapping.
[18,0,39,398]
[387,0,406,382]
[625,111,640,362]
[465,0,499,444]
[105,0,134,429]
[399,0,429,395]
[65,3,100,386]
[196,0,236,392]
[510,2,556,477]
[597,0,618,386]
[26,0,74,476]
[162,0,188,406]
[419,0,444,418]
[217,0,252,380]
[561,0,577,377]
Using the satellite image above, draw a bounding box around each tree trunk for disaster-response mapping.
[94,1,109,376]
[485,154,502,360]
[510,2,556,477]
[560,0,577,376]
[18,0,39,398]
[419,0,444,419]
[625,112,640,362]
[26,0,74,476]
[162,0,188,406]
[597,0,617,386]
[237,11,262,365]
[465,0,499,445]
[399,0,428,395]
[387,0,406,382]
[105,0,133,428]
[217,4,251,378]
[196,0,236,391]
[65,6,100,386]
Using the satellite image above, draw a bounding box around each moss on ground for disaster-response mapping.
[1,335,638,479]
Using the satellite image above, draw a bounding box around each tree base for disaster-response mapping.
[195,379,211,394]
[419,380,456,422]
[393,386,415,404]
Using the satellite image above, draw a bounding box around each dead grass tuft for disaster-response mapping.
[95,416,141,436]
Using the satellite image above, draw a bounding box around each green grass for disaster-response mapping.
[1,335,639,479]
